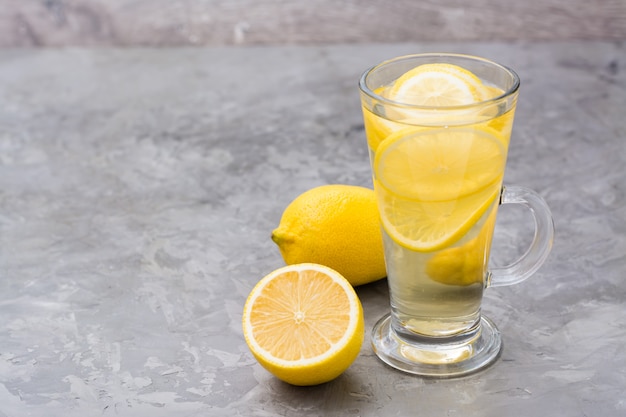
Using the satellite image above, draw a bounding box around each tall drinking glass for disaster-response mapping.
[359,53,554,377]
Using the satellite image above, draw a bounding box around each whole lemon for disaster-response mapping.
[271,184,386,286]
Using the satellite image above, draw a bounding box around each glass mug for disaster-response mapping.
[359,53,554,377]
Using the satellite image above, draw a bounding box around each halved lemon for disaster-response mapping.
[242,263,364,386]
[387,63,487,106]
[373,127,505,252]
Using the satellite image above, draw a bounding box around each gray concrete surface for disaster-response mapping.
[0,42,625,416]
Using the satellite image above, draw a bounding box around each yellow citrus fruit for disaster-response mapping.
[425,238,485,286]
[388,63,487,106]
[363,64,501,153]
[242,263,364,386]
[425,205,498,286]
[375,127,505,201]
[373,127,505,252]
[272,184,386,286]
[375,184,500,253]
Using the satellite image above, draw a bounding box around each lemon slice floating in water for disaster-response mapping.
[388,63,488,106]
[373,127,505,252]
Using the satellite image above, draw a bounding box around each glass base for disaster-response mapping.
[371,314,502,378]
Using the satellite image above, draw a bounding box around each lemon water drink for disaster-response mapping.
[371,113,513,333]
[360,54,516,373]
[360,54,554,377]
[363,62,515,338]
[374,125,508,338]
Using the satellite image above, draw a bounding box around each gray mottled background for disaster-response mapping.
[0,41,625,416]
[0,0,625,47]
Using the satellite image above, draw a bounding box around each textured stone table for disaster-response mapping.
[0,42,624,416]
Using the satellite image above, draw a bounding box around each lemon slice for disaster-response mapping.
[388,63,487,106]
[242,263,364,386]
[376,182,500,252]
[364,64,496,151]
[374,127,505,201]
[373,127,505,252]
[425,205,498,285]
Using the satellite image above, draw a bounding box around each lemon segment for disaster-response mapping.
[242,263,364,386]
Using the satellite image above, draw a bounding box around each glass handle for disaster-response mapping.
[488,186,555,288]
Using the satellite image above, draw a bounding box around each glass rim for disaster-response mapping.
[358,53,521,111]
